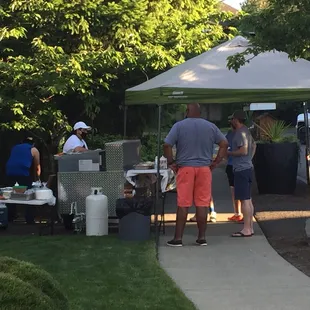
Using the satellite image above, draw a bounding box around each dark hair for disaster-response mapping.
[23,137,34,145]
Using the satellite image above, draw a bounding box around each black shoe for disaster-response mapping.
[196,239,207,246]
[167,239,183,247]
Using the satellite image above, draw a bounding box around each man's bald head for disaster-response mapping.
[186,103,201,118]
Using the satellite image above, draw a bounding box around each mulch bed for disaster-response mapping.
[253,179,310,277]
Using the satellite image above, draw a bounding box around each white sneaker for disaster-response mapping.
[210,212,217,223]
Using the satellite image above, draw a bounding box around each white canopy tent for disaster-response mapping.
[125,36,310,105]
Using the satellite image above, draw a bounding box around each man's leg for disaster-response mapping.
[228,187,242,222]
[239,199,252,236]
[194,167,212,244]
[189,197,214,223]
[227,166,242,222]
[196,207,208,239]
[250,199,254,234]
[174,207,189,240]
[167,167,194,247]
[209,199,216,223]
[232,169,252,237]
[231,188,241,215]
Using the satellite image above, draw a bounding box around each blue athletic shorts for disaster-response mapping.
[234,168,253,200]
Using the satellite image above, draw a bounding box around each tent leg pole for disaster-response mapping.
[123,106,128,139]
[155,105,162,259]
[303,102,310,185]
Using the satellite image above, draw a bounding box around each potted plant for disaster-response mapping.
[253,120,299,195]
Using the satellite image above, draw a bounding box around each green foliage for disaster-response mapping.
[0,256,68,310]
[241,0,269,13]
[85,133,164,162]
[0,272,56,310]
[0,0,235,145]
[228,0,310,71]
[140,134,164,161]
[244,110,254,127]
[255,120,297,143]
[87,133,123,150]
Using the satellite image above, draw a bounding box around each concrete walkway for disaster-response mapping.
[159,167,310,310]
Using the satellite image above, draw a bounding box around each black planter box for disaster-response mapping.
[253,142,298,195]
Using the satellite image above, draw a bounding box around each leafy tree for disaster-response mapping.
[241,0,269,13]
[228,0,310,71]
[0,0,236,174]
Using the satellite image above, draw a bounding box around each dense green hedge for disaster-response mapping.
[0,272,56,310]
[0,257,68,310]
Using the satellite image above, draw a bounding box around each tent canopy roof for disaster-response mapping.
[125,36,310,106]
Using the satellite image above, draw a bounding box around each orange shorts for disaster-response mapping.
[176,166,212,207]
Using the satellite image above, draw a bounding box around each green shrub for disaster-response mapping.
[0,272,56,310]
[88,133,165,162]
[140,134,164,162]
[87,133,123,149]
[254,120,298,143]
[0,257,68,310]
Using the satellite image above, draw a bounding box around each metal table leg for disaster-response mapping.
[50,205,55,235]
[161,193,166,235]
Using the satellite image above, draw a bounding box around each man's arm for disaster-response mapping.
[31,147,41,180]
[163,144,174,164]
[227,131,248,157]
[211,126,228,169]
[73,146,88,152]
[211,139,228,169]
[228,146,247,157]
[163,124,178,164]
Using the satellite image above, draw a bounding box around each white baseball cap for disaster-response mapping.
[73,121,91,131]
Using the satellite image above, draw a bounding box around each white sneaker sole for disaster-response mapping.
[167,242,183,247]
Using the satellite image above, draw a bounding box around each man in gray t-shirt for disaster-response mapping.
[165,117,226,168]
[232,126,254,172]
[164,103,228,247]
[228,110,256,238]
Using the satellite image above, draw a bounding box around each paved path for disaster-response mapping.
[159,167,310,310]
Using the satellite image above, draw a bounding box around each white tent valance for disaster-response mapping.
[125,36,310,105]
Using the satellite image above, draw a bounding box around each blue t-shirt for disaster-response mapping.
[165,118,226,167]
[6,143,33,176]
[226,130,235,166]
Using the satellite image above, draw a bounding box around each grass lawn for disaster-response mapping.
[0,236,195,310]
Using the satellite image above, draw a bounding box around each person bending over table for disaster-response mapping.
[164,103,228,247]
[6,136,41,224]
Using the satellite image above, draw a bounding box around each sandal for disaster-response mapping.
[231,231,253,238]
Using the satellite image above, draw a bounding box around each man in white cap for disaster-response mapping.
[63,121,92,153]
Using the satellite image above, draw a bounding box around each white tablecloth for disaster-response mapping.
[125,169,175,193]
[3,196,56,206]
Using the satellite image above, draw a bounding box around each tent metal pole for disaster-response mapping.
[123,105,128,139]
[155,105,162,257]
[303,102,310,185]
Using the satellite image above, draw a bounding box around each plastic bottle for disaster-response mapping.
[160,156,167,169]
